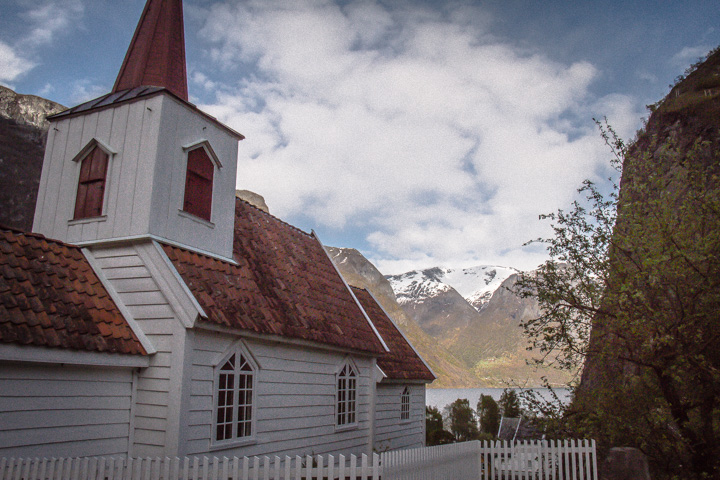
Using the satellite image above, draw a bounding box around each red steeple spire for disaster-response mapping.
[113,0,188,101]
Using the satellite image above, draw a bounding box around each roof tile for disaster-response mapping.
[163,198,386,355]
[0,228,147,355]
[352,287,435,382]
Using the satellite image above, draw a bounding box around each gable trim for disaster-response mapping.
[0,343,150,368]
[83,248,157,355]
[182,139,222,169]
[70,138,118,162]
[139,240,206,328]
[313,231,390,353]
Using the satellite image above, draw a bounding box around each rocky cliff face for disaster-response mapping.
[0,86,65,130]
[0,87,65,230]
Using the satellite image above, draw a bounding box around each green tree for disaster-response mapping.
[425,406,453,445]
[499,389,522,418]
[515,116,720,479]
[477,394,500,436]
[445,398,479,442]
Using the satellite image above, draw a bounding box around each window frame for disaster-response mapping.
[335,359,359,430]
[71,140,113,221]
[211,342,258,448]
[400,386,411,422]
[181,141,222,224]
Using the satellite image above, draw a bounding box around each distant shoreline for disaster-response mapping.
[426,387,572,410]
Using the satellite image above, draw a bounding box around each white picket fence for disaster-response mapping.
[383,439,598,480]
[0,454,379,480]
[0,439,597,480]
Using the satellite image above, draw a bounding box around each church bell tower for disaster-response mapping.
[32,0,243,261]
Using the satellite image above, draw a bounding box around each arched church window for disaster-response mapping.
[337,360,358,427]
[215,348,256,443]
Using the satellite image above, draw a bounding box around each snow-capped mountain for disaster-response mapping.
[388,265,518,311]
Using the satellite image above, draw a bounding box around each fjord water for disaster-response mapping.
[426,387,572,410]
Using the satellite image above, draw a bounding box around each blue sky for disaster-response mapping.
[1,0,718,273]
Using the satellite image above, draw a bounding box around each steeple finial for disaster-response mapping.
[113,0,188,101]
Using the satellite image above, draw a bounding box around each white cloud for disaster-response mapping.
[0,41,35,83]
[197,0,640,273]
[0,0,84,87]
[19,0,85,49]
[670,45,713,70]
[69,79,107,104]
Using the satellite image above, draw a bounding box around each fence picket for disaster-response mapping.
[0,438,596,480]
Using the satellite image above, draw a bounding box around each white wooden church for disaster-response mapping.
[0,0,434,459]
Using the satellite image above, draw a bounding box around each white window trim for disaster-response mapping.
[69,138,116,222]
[335,358,359,431]
[400,386,411,422]
[211,341,259,448]
[180,141,219,223]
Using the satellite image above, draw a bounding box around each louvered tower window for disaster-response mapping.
[183,147,214,221]
[74,146,109,219]
[337,362,357,427]
[215,352,254,442]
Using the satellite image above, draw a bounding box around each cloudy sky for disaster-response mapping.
[1,0,718,274]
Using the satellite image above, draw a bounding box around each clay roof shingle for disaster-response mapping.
[0,228,147,355]
[352,287,435,382]
[162,198,387,355]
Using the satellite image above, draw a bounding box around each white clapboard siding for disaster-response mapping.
[183,331,373,459]
[90,243,192,458]
[0,363,133,458]
[0,454,381,480]
[374,384,425,451]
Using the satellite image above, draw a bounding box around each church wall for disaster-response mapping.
[181,330,374,459]
[374,383,426,452]
[0,362,134,458]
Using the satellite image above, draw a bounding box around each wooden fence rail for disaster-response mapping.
[1,439,597,480]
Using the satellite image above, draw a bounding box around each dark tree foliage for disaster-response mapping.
[477,394,500,436]
[499,389,522,418]
[445,398,479,442]
[426,406,454,446]
[515,116,720,479]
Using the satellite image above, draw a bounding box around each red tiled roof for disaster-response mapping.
[352,287,435,382]
[162,198,387,354]
[0,228,147,355]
